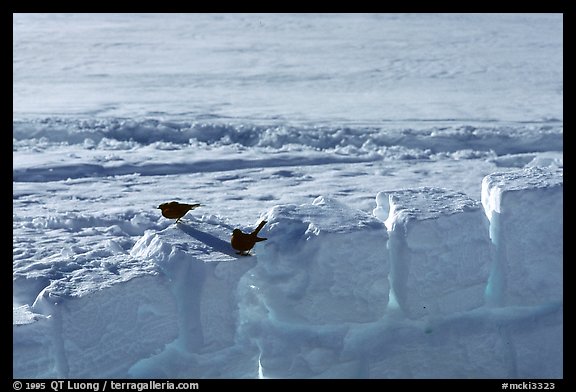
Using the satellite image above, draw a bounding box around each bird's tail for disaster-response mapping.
[252,220,267,236]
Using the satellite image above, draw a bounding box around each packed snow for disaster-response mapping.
[13,13,562,379]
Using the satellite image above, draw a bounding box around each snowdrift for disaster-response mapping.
[13,167,563,379]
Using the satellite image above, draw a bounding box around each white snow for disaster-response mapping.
[28,273,179,378]
[13,13,562,380]
[258,197,389,321]
[130,218,256,353]
[13,306,57,378]
[481,167,563,307]
[13,13,562,124]
[375,187,491,319]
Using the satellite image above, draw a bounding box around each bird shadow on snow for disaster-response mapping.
[177,224,242,259]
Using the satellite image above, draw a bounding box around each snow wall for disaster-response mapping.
[13,166,563,379]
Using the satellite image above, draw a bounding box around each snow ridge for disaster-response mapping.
[13,118,562,154]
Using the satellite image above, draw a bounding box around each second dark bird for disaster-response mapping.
[158,201,201,223]
[231,220,268,256]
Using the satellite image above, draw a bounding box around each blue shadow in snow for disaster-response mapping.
[178,224,242,259]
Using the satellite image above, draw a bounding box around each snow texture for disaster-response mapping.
[28,275,178,378]
[256,196,389,324]
[130,218,256,353]
[481,167,563,307]
[14,168,562,378]
[375,187,491,319]
[13,13,563,380]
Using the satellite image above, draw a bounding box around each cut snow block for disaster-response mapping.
[28,270,178,378]
[252,196,389,325]
[375,187,491,319]
[130,216,257,356]
[237,196,389,378]
[481,166,563,306]
[13,305,59,378]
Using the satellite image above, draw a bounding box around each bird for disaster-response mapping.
[231,220,268,256]
[157,201,201,223]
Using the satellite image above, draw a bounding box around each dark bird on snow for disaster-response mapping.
[231,220,267,256]
[157,201,201,223]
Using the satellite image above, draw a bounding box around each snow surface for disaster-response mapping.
[13,13,562,379]
[375,187,491,319]
[481,167,563,307]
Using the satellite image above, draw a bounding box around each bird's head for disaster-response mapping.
[232,229,242,235]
